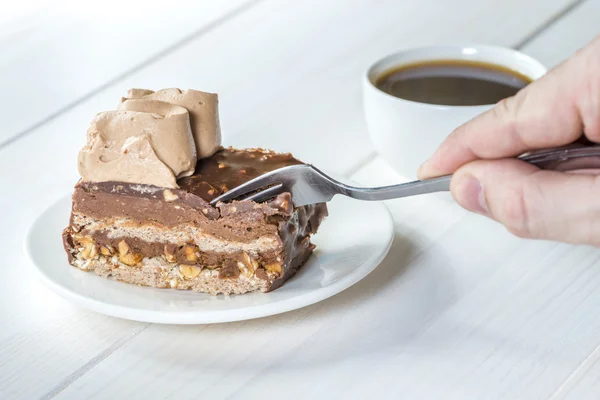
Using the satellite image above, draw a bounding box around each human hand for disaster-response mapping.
[417,35,600,245]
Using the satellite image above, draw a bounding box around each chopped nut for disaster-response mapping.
[264,263,282,275]
[85,243,98,260]
[218,162,228,169]
[118,240,143,266]
[118,240,129,256]
[179,265,201,280]
[169,278,179,288]
[100,245,114,256]
[229,206,237,213]
[164,244,177,262]
[202,208,209,215]
[208,189,216,195]
[241,267,253,279]
[74,259,91,271]
[239,253,257,278]
[120,252,143,266]
[241,252,253,267]
[78,236,98,260]
[164,245,176,262]
[239,263,251,278]
[183,245,199,262]
[163,189,179,202]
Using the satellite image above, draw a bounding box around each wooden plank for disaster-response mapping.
[0,0,255,146]
[521,0,600,68]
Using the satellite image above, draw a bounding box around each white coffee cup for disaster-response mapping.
[363,45,547,179]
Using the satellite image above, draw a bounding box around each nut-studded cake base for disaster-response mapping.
[62,148,328,295]
[66,251,314,296]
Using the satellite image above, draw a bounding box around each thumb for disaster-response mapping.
[451,159,600,245]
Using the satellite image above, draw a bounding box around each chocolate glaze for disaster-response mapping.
[269,204,321,290]
[64,148,328,292]
[179,148,302,201]
[62,229,75,264]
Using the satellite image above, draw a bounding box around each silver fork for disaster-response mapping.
[210,143,600,207]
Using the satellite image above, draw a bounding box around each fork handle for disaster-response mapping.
[340,175,451,201]
[341,144,600,201]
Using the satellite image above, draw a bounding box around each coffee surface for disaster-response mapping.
[375,60,531,106]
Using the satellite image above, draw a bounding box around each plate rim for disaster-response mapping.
[24,193,394,324]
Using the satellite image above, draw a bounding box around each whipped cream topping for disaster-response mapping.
[123,88,221,159]
[77,88,222,188]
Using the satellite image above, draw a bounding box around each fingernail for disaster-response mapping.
[419,148,443,179]
[457,175,489,216]
[417,160,429,178]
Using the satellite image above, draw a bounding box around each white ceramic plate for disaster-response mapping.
[25,194,393,324]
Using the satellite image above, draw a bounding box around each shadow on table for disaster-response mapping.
[134,230,458,370]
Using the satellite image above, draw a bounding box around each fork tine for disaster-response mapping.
[242,183,284,203]
[209,168,287,205]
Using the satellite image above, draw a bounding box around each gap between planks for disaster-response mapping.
[549,339,600,399]
[514,0,587,50]
[40,323,151,399]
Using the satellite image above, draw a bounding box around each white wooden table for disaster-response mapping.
[2,1,600,398]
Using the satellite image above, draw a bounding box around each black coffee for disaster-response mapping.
[375,60,531,106]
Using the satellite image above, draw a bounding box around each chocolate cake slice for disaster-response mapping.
[62,148,328,295]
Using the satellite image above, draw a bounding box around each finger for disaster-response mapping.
[418,66,582,179]
[451,159,600,245]
[418,36,600,180]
